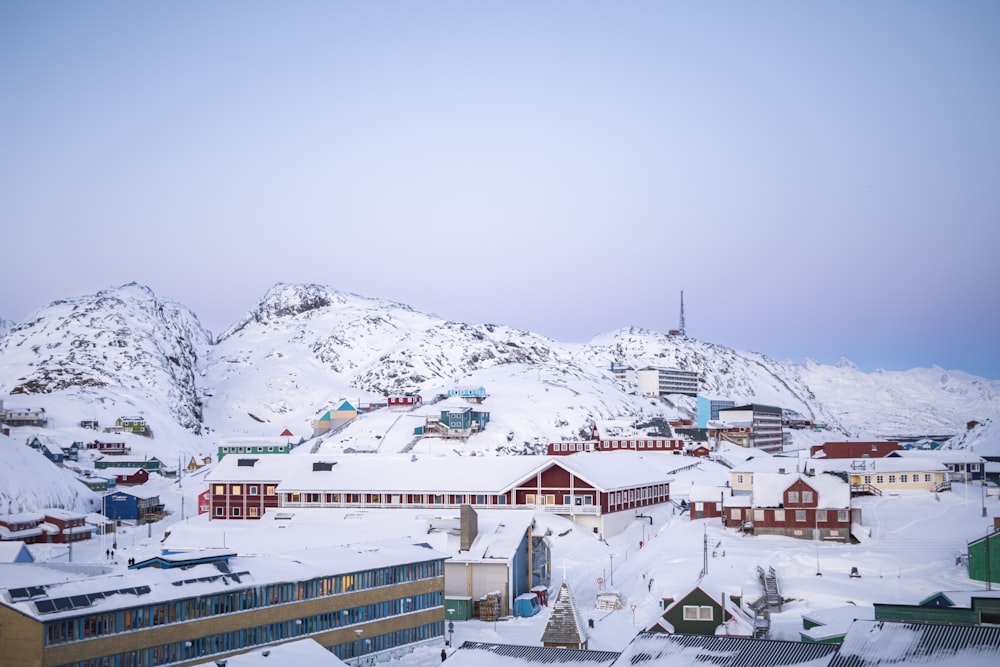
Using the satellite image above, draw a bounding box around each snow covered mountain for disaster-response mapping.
[1,282,997,453]
[0,283,212,434]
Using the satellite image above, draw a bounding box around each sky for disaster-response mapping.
[2,2,999,379]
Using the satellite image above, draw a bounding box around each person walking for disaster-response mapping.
[441,648,448,661]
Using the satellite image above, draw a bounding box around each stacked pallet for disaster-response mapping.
[478,592,503,621]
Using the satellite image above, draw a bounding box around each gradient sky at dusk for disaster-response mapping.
[2,2,998,378]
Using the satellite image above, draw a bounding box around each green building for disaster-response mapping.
[968,529,1000,585]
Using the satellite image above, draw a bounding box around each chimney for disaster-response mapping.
[460,504,478,551]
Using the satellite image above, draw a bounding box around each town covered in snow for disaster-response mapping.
[1,283,999,667]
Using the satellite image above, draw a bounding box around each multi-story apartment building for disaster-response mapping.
[717,404,784,453]
[0,541,447,667]
[612,365,701,397]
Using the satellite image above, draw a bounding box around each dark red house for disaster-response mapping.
[723,472,854,542]
[115,468,150,486]
[387,393,422,408]
[810,441,902,459]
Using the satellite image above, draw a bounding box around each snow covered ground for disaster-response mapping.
[22,451,999,666]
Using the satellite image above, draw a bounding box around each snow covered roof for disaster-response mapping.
[208,451,678,495]
[800,605,875,641]
[616,632,839,667]
[162,507,534,564]
[446,642,618,666]
[0,539,448,622]
[830,619,1000,666]
[541,580,590,648]
[808,457,949,475]
[751,472,850,508]
[189,639,348,666]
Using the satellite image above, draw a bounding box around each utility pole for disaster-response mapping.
[700,525,708,577]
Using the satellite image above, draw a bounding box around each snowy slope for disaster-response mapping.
[1,281,998,516]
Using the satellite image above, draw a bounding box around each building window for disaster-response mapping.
[214,507,223,517]
[232,507,241,517]
[900,474,908,483]
[787,491,799,503]
[876,476,884,484]
[753,509,765,522]
[816,510,827,522]
[214,485,225,495]
[888,475,896,483]
[795,510,806,522]
[266,485,275,495]
[774,510,785,522]
[924,474,931,482]
[737,474,744,484]
[802,491,813,504]
[232,485,241,495]
[683,605,714,621]
[526,494,536,505]
[249,507,258,517]
[730,508,741,520]
[864,475,872,484]
[249,485,258,495]
[838,510,849,522]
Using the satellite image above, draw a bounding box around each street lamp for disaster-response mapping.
[983,481,988,518]
[609,553,614,587]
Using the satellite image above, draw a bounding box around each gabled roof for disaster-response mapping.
[829,619,1000,666]
[541,580,589,647]
[752,472,850,508]
[616,632,838,666]
[447,641,618,665]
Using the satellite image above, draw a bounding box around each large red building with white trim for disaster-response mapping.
[206,452,696,537]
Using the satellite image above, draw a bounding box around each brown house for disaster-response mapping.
[810,441,902,459]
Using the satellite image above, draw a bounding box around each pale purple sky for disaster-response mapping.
[2,2,998,378]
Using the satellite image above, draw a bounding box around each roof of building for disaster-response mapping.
[445,641,618,666]
[0,539,448,622]
[829,619,1000,666]
[0,541,33,563]
[616,632,839,667]
[751,472,851,508]
[541,580,590,647]
[161,507,535,564]
[800,605,876,641]
[208,452,676,495]
[189,639,349,667]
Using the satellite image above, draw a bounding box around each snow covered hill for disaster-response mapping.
[0,281,997,472]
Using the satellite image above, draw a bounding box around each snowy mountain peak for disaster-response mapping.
[0,282,211,432]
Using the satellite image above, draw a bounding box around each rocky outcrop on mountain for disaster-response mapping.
[0,283,211,433]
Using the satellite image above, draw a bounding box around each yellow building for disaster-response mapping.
[0,541,446,667]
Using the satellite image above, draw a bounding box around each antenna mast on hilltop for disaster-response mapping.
[678,290,686,337]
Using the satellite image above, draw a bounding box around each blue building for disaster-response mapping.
[102,490,163,523]
[696,395,735,429]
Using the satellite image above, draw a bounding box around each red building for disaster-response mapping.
[387,393,422,408]
[115,468,150,486]
[810,441,902,459]
[548,426,685,456]
[722,472,853,542]
[0,510,92,544]
[206,452,692,537]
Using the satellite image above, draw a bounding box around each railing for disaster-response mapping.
[850,484,882,496]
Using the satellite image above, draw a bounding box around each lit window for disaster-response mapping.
[214,485,225,495]
[232,486,241,496]
[683,605,714,621]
